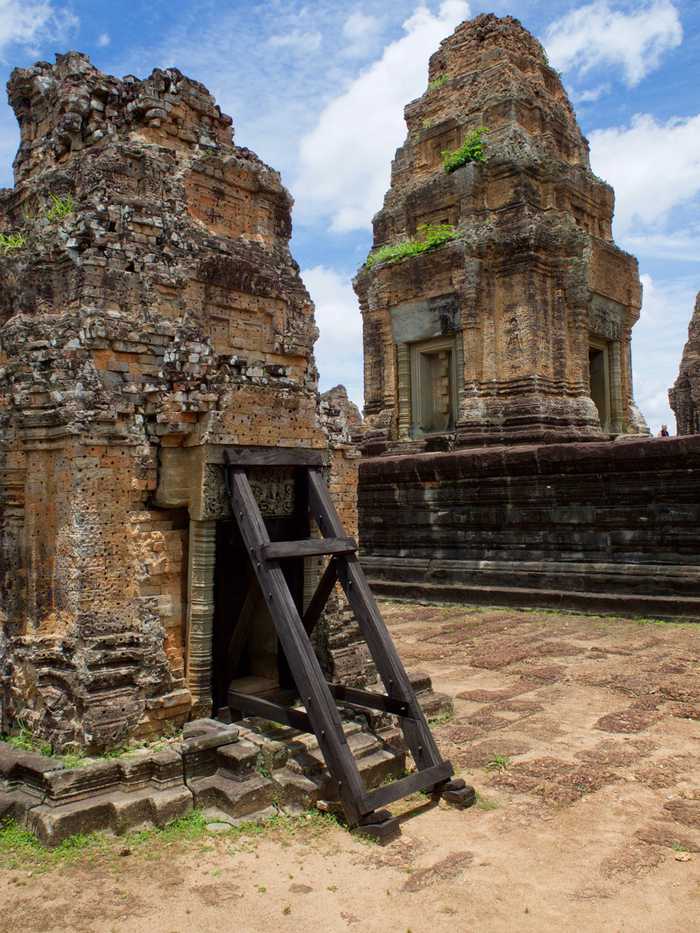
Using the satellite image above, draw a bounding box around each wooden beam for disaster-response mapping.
[361,762,453,811]
[262,537,356,561]
[302,559,338,634]
[218,447,325,467]
[227,690,312,732]
[307,468,449,776]
[328,684,414,718]
[227,467,366,825]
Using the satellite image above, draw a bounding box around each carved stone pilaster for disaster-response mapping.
[609,341,624,435]
[396,343,412,440]
[186,519,217,717]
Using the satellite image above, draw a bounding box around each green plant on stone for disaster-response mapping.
[428,710,454,727]
[442,126,488,173]
[2,720,53,757]
[255,753,272,779]
[60,751,88,770]
[485,754,511,773]
[46,193,74,222]
[0,232,27,255]
[428,75,449,91]
[365,223,459,270]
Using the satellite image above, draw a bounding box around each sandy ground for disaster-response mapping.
[2,602,699,933]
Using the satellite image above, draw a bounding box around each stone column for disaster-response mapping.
[396,343,412,439]
[609,341,624,434]
[185,519,217,717]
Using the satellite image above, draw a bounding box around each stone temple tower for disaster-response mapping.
[354,14,647,453]
[669,292,700,435]
[0,53,367,751]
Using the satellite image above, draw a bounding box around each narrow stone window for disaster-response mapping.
[588,340,611,432]
[410,336,458,435]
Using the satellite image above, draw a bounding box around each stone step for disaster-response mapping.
[187,771,276,820]
[28,784,192,847]
[367,577,700,620]
[285,729,384,777]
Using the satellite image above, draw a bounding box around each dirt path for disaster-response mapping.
[2,604,699,933]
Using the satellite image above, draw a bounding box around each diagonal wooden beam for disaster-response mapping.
[302,557,338,635]
[307,467,447,775]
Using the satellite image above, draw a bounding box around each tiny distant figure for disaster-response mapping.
[659,424,670,437]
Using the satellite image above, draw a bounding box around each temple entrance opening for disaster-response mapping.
[588,342,611,432]
[411,337,458,435]
[211,481,307,716]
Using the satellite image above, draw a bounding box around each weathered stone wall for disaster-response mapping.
[355,14,646,453]
[670,292,700,435]
[0,53,367,751]
[359,435,700,616]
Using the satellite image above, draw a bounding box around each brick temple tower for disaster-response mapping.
[0,53,367,751]
[354,14,648,453]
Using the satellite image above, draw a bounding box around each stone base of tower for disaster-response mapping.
[358,435,700,619]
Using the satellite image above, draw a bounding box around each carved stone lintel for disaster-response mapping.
[199,463,295,520]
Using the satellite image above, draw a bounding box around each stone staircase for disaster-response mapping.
[0,668,450,844]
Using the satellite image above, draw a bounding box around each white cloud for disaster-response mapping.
[573,83,611,103]
[545,1,682,87]
[633,273,697,435]
[589,113,700,235]
[342,11,381,58]
[97,31,110,48]
[624,230,700,263]
[0,0,78,59]
[295,1,470,233]
[303,265,364,407]
[268,30,322,53]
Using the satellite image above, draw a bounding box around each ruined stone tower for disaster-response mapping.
[0,53,366,751]
[354,14,647,452]
[669,292,700,435]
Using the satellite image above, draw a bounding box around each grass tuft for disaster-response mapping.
[427,75,449,91]
[46,193,74,222]
[485,754,511,773]
[0,808,342,874]
[427,710,454,727]
[2,723,52,757]
[365,223,459,270]
[0,232,27,255]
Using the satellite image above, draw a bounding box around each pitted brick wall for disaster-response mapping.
[0,53,367,751]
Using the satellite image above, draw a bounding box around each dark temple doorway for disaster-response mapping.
[589,344,611,431]
[211,470,308,714]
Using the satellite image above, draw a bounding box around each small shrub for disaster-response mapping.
[428,75,449,91]
[46,193,74,222]
[485,754,511,773]
[0,232,27,255]
[442,126,488,173]
[365,223,459,270]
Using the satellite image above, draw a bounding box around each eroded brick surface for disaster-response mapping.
[0,53,364,751]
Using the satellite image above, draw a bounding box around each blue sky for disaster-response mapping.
[1,0,698,433]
